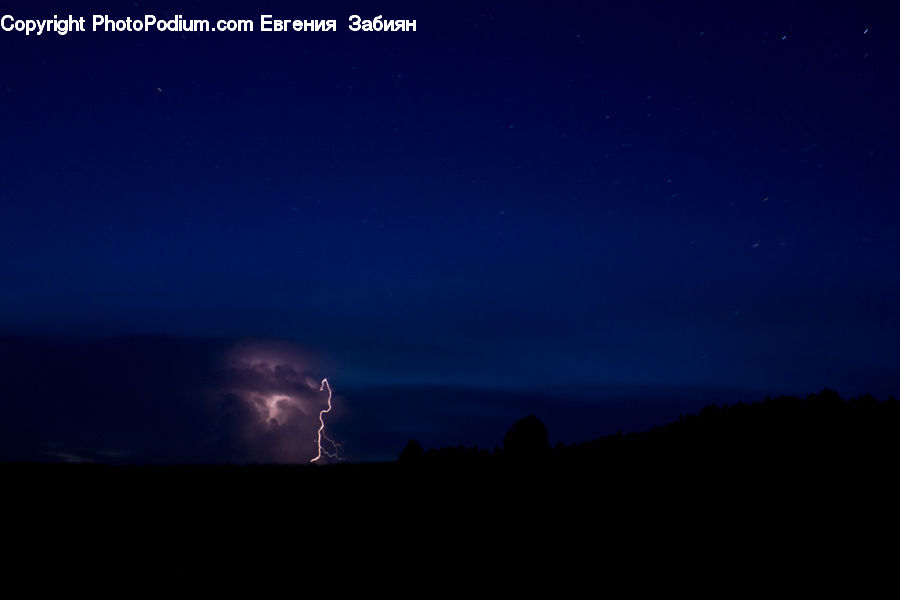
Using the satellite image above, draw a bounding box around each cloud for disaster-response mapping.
[0,335,334,464]
[217,342,334,463]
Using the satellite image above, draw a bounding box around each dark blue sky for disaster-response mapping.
[1,1,898,462]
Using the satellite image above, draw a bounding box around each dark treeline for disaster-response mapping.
[399,389,899,482]
[383,389,900,575]
[4,388,898,573]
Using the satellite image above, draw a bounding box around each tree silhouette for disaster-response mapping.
[503,414,550,462]
[398,439,425,464]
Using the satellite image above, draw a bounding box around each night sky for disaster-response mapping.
[1,1,898,463]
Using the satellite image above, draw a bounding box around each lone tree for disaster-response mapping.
[503,414,550,461]
[398,439,425,464]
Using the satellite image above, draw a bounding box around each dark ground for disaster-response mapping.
[5,390,897,585]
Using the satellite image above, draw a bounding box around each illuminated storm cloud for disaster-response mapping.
[221,342,339,463]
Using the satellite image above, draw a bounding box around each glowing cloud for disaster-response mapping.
[220,342,342,463]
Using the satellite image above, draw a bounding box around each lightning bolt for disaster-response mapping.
[310,378,341,463]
